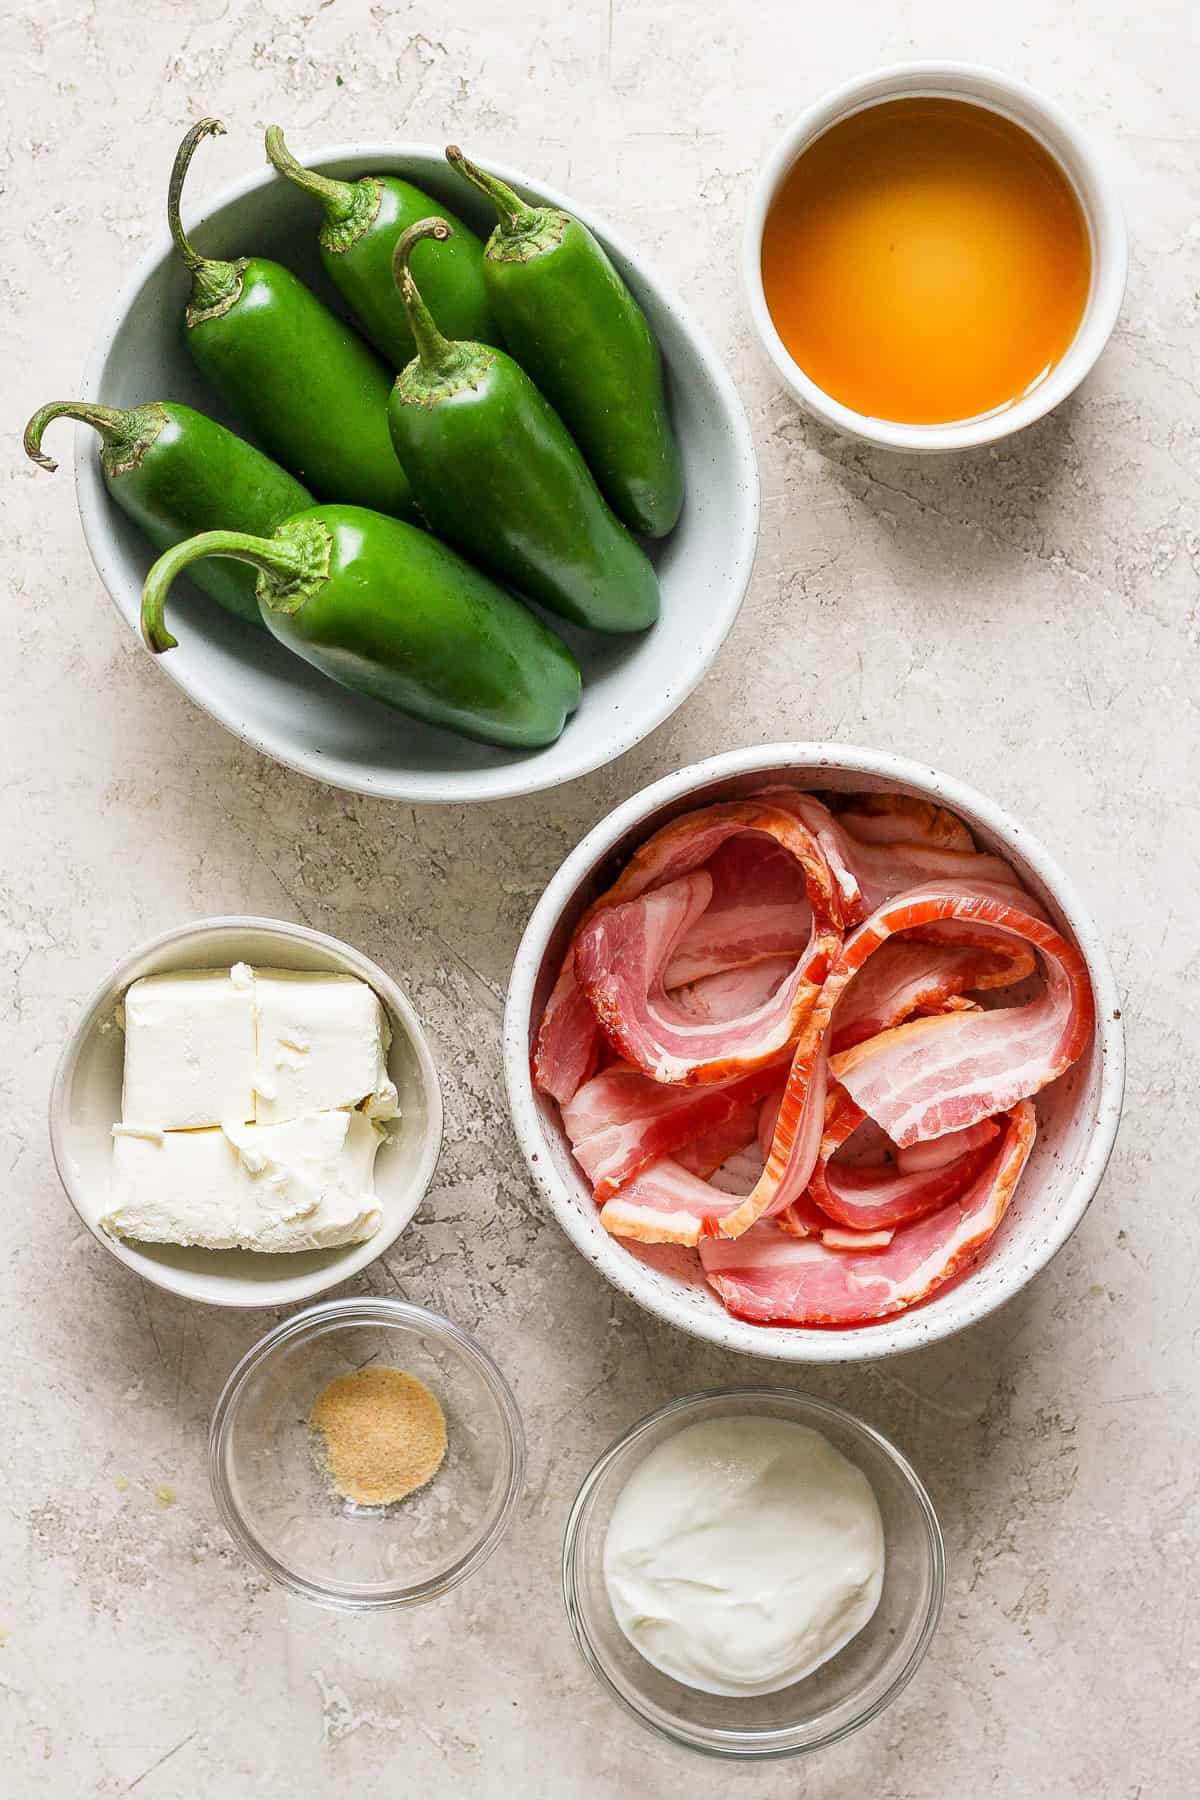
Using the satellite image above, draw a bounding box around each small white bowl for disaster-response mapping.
[75,142,758,804]
[49,917,443,1308]
[503,743,1125,1363]
[743,63,1128,452]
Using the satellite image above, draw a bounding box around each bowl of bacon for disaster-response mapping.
[503,744,1124,1360]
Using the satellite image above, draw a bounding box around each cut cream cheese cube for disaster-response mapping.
[102,1110,383,1253]
[251,970,398,1124]
[121,964,256,1130]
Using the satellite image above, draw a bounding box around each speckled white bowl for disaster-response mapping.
[503,743,1125,1362]
[75,141,758,804]
[49,916,443,1308]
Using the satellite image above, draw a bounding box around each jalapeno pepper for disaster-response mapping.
[168,119,413,518]
[24,399,312,627]
[445,147,683,540]
[264,126,501,369]
[386,220,659,635]
[140,504,582,750]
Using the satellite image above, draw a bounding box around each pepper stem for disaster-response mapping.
[264,125,357,223]
[445,146,539,233]
[391,219,463,376]
[168,119,244,315]
[168,118,227,271]
[24,402,130,473]
[141,529,311,654]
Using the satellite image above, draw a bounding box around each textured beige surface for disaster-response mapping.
[4,2,1198,1794]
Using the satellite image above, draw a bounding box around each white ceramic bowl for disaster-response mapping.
[743,63,1128,452]
[75,141,758,803]
[503,743,1125,1362]
[49,916,443,1307]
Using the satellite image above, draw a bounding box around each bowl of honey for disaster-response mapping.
[744,64,1127,451]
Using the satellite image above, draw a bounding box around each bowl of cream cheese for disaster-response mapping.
[562,1387,943,1758]
[49,916,443,1307]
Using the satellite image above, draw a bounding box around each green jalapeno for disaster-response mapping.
[263,126,501,369]
[140,504,582,751]
[24,399,312,627]
[386,220,659,636]
[445,146,683,540]
[168,119,413,518]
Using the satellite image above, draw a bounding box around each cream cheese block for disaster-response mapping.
[118,963,399,1131]
[121,962,256,1129]
[251,969,398,1124]
[103,1110,383,1253]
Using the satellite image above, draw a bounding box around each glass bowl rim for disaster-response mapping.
[561,1384,945,1759]
[209,1296,526,1611]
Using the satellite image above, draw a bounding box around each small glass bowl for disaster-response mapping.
[209,1298,524,1610]
[562,1387,943,1759]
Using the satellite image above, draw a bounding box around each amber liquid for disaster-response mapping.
[761,97,1092,425]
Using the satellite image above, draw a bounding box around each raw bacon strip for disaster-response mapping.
[776,1084,861,1235]
[776,1189,835,1238]
[664,901,811,991]
[703,1037,830,1238]
[780,999,1001,1237]
[578,869,825,1088]
[708,869,1078,1244]
[813,1083,866,1164]
[576,870,715,1071]
[754,788,865,924]
[533,820,748,1105]
[575,802,843,1088]
[594,1040,829,1247]
[809,1136,998,1232]
[825,883,1094,1147]
[562,1058,783,1202]
[534,959,602,1106]
[669,957,795,1024]
[675,1103,763,1180]
[596,1096,766,1247]
[599,1158,748,1246]
[841,838,1022,914]
[757,1085,790,1160]
[836,792,975,852]
[783,1189,914,1246]
[664,835,811,988]
[820,1225,894,1251]
[831,934,1036,1052]
[896,1119,999,1173]
[534,798,842,1103]
[577,896,819,1087]
[699,1100,1036,1327]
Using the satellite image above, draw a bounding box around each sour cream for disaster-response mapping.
[602,1415,884,1696]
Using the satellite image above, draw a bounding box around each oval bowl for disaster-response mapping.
[76,142,758,803]
[49,915,443,1308]
[503,743,1125,1362]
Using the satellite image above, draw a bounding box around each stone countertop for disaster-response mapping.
[3,2,1197,1795]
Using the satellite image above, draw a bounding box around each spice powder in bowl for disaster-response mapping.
[310,1366,447,1506]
